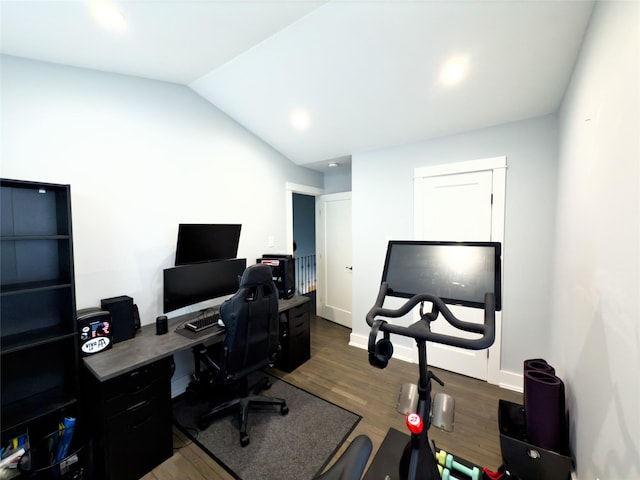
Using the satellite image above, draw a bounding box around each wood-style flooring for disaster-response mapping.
[142,315,522,480]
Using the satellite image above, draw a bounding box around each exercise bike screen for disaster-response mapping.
[382,241,501,310]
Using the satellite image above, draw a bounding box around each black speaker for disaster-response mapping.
[258,255,295,299]
[100,295,136,343]
[156,315,168,335]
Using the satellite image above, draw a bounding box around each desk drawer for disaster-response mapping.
[104,393,172,480]
[288,303,309,323]
[103,359,169,400]
[289,312,309,337]
[85,357,173,480]
[277,300,310,372]
[104,376,167,417]
[289,327,310,360]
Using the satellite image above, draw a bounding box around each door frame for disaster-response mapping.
[414,156,506,385]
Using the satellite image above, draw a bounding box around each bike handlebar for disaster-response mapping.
[366,282,496,350]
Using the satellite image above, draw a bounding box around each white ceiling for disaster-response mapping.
[1,0,594,171]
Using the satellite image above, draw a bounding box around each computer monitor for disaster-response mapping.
[163,258,246,313]
[381,241,502,310]
[175,224,241,266]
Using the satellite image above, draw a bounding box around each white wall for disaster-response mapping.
[350,114,559,387]
[1,55,322,393]
[552,1,640,478]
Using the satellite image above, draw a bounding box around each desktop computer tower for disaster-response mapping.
[100,295,136,343]
[258,255,295,299]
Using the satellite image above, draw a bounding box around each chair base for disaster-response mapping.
[197,375,289,447]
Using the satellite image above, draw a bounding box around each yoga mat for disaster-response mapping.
[524,369,566,452]
[523,358,555,376]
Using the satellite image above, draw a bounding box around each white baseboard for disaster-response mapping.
[350,332,524,393]
[499,370,524,393]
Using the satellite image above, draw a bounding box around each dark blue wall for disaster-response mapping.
[293,193,315,255]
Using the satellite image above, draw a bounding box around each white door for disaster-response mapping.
[316,192,352,328]
[414,158,505,382]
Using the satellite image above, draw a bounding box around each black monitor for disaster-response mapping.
[175,224,241,266]
[381,241,501,310]
[163,258,246,313]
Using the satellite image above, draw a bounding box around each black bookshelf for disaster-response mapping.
[1,179,82,475]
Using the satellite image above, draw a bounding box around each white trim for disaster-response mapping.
[349,334,526,395]
[414,156,507,179]
[499,370,524,393]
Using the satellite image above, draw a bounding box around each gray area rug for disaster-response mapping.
[173,373,361,480]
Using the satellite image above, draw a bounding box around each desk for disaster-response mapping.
[82,295,310,480]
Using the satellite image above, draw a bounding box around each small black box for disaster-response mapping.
[77,308,113,356]
[100,295,136,343]
[499,400,573,480]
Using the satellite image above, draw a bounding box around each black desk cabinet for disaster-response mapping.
[277,298,311,372]
[83,357,173,480]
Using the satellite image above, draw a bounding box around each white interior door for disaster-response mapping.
[414,158,505,382]
[316,192,352,328]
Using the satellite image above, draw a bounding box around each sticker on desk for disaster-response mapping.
[79,319,113,355]
[81,334,112,355]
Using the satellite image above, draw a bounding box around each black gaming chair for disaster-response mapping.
[195,263,289,447]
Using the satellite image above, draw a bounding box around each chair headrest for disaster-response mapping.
[240,263,274,287]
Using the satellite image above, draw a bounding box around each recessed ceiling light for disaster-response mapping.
[91,1,126,30]
[328,162,339,168]
[440,56,469,85]
[290,108,311,131]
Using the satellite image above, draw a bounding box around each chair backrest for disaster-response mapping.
[219,263,280,380]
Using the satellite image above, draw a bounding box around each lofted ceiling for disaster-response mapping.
[0,0,594,171]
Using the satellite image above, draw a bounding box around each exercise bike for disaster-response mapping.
[366,240,501,480]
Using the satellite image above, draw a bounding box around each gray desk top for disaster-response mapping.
[83,295,310,382]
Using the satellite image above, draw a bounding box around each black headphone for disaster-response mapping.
[368,319,394,369]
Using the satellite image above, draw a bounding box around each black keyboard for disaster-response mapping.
[185,313,220,332]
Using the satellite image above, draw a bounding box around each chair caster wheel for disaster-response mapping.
[240,434,250,447]
[281,405,289,415]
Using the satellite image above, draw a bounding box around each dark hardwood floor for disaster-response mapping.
[142,315,522,480]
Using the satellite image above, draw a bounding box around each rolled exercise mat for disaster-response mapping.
[524,370,566,452]
[524,358,555,375]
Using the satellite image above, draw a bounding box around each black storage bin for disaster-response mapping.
[17,427,90,479]
[499,400,573,480]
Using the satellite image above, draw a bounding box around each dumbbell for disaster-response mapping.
[435,450,481,480]
[438,465,461,480]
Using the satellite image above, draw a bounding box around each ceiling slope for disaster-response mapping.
[1,0,594,169]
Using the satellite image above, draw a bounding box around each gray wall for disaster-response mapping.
[552,1,639,477]
[1,55,323,395]
[1,55,322,321]
[350,114,559,385]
